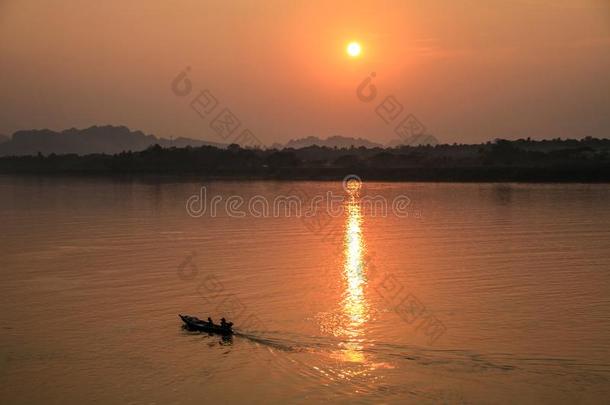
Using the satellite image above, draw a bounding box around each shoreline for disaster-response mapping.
[1,168,609,183]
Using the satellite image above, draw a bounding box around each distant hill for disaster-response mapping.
[0,125,226,156]
[387,134,440,147]
[283,135,383,149]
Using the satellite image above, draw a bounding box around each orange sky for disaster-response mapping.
[0,0,609,144]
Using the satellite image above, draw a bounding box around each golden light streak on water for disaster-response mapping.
[338,179,370,363]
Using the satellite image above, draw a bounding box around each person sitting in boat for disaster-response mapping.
[220,317,233,330]
[207,317,213,326]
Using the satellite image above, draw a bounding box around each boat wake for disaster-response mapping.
[231,328,610,388]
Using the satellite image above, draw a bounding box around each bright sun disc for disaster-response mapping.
[346,42,361,57]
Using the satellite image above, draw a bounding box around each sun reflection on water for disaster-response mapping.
[315,179,392,385]
[338,179,370,363]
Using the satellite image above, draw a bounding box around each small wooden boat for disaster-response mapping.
[179,314,234,336]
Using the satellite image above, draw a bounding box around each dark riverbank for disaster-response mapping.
[1,139,609,182]
[1,167,608,183]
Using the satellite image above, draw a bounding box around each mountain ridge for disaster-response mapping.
[0,125,226,156]
[280,135,384,149]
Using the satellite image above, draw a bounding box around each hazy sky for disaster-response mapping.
[1,0,609,145]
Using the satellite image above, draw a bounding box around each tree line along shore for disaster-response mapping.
[1,138,609,182]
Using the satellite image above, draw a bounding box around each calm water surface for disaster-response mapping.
[1,176,610,404]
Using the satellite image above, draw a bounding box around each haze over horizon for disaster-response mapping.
[1,0,609,146]
[3,4,610,404]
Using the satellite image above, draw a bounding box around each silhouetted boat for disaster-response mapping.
[179,314,234,335]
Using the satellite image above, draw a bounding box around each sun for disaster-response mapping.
[346,41,362,58]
